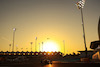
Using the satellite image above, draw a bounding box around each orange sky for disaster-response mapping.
[0,0,100,54]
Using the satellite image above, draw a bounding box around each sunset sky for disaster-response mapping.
[0,0,100,54]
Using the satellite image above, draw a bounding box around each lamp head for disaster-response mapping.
[13,28,16,31]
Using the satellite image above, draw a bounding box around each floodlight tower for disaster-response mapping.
[16,45,18,51]
[35,37,37,52]
[9,44,11,52]
[63,40,65,55]
[12,28,16,52]
[30,42,33,52]
[42,42,43,52]
[76,0,87,57]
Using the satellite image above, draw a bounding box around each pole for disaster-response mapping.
[42,42,43,52]
[39,43,40,52]
[12,28,16,52]
[63,40,65,55]
[26,48,28,51]
[16,45,18,51]
[30,42,33,52]
[80,8,87,57]
[35,37,37,52]
[21,48,23,51]
[9,44,11,52]
[16,47,17,51]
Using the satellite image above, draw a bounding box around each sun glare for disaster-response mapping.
[43,40,59,52]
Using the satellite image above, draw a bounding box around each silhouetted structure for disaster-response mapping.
[78,50,94,59]
[90,17,100,60]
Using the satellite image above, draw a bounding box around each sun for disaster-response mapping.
[43,40,59,52]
